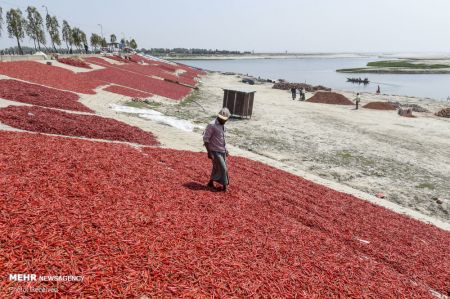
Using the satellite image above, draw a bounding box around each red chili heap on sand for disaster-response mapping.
[363,101,397,110]
[0,106,159,146]
[57,57,92,69]
[306,91,354,105]
[0,79,93,112]
[0,61,101,94]
[0,131,448,298]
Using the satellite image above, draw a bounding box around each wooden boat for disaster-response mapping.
[347,77,370,84]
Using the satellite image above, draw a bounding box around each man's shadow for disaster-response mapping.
[183,182,211,191]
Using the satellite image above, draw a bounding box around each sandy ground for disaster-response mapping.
[0,72,449,230]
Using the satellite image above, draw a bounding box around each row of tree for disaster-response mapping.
[0,6,138,55]
[142,48,250,56]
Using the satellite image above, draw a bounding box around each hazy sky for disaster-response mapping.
[1,0,450,52]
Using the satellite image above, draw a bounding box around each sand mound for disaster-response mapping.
[363,102,397,110]
[435,108,450,118]
[306,91,353,105]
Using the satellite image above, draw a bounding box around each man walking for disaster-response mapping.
[354,93,361,110]
[203,108,231,192]
[291,87,297,100]
[298,87,305,101]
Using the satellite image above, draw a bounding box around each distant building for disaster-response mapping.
[107,42,120,53]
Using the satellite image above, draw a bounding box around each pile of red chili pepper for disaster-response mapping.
[0,131,448,298]
[103,85,152,98]
[306,92,354,105]
[363,101,397,110]
[0,106,159,146]
[0,61,100,94]
[57,58,92,69]
[0,79,93,112]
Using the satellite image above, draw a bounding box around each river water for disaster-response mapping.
[178,57,450,101]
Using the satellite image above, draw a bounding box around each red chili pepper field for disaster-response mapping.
[0,57,203,100]
[0,80,93,113]
[0,61,100,94]
[0,131,448,298]
[0,105,159,146]
[57,58,92,69]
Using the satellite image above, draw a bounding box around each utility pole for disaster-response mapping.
[98,24,104,39]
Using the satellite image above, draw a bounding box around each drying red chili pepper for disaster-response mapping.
[0,61,100,94]
[0,59,203,100]
[0,105,159,146]
[0,131,448,298]
[103,85,152,98]
[57,58,92,69]
[79,66,192,100]
[0,79,93,112]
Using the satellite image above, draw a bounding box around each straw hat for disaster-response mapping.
[217,107,231,120]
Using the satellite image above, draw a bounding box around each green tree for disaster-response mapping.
[80,30,87,46]
[25,18,36,50]
[26,6,46,51]
[130,39,138,50]
[71,28,87,52]
[71,27,82,50]
[110,33,117,43]
[61,20,73,51]
[90,33,101,52]
[101,37,107,48]
[125,39,130,47]
[46,15,61,52]
[81,31,89,53]
[6,8,26,54]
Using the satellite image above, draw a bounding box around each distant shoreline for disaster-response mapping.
[337,59,450,74]
[161,52,450,61]
[336,68,450,74]
[163,53,375,61]
[169,55,450,74]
